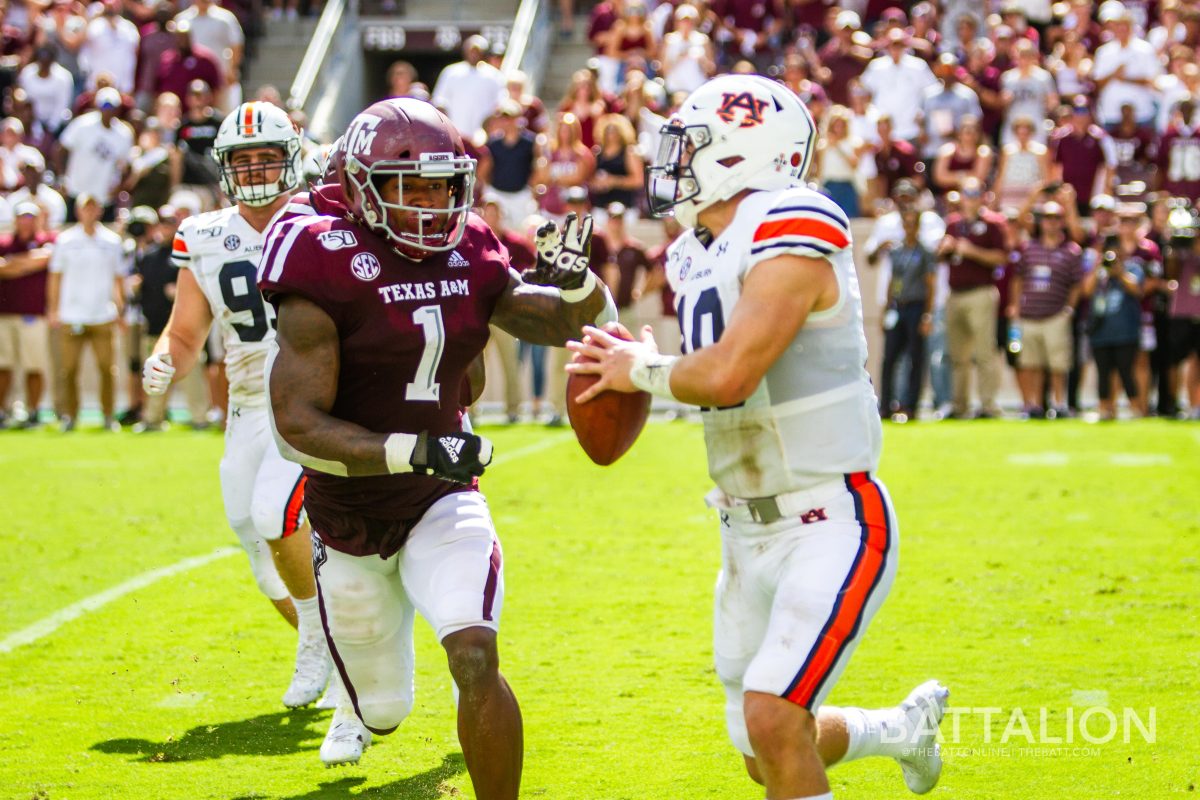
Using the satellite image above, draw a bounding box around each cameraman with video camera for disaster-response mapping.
[1082,203,1156,420]
[1162,200,1200,418]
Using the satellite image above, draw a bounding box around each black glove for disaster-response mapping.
[409,430,494,484]
[522,211,593,290]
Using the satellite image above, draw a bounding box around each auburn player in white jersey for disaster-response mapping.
[140,102,342,736]
[568,75,950,799]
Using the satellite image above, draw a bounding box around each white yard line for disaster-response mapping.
[0,432,577,656]
[0,546,240,654]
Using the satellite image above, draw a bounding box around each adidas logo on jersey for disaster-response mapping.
[448,250,470,268]
[440,436,465,463]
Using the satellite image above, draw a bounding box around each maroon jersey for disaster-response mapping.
[944,211,1007,291]
[1051,125,1115,204]
[1156,126,1200,201]
[258,213,514,557]
[0,232,55,316]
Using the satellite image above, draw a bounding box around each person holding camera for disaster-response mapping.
[1007,201,1083,418]
[879,208,937,421]
[1082,203,1156,419]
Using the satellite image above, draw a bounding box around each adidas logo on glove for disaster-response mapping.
[440,436,465,463]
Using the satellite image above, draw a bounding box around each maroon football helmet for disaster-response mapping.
[340,98,476,260]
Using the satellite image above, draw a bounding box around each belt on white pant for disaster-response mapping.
[706,476,858,525]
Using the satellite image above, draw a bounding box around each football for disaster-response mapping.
[566,327,652,466]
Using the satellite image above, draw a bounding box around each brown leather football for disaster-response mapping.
[566,328,652,466]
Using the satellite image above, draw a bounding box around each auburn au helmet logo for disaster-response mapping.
[716,92,769,128]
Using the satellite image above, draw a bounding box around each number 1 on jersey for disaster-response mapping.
[407,305,445,402]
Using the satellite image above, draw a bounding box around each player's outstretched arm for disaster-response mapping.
[567,254,838,407]
[143,268,216,395]
[491,212,616,345]
[269,295,492,482]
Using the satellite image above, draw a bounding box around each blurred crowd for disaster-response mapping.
[2,0,1199,430]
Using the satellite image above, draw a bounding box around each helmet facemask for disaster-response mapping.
[645,123,712,227]
[218,141,301,207]
[344,153,476,259]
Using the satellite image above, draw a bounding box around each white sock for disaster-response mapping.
[780,793,833,800]
[293,594,322,636]
[837,705,910,763]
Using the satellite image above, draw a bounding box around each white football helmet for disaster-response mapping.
[214,102,303,207]
[646,75,817,228]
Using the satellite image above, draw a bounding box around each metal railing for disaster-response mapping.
[287,0,349,112]
[501,0,550,93]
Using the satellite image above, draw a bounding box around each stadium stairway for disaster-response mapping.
[244,17,320,99]
[539,13,593,104]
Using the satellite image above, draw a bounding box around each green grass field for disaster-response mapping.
[0,420,1197,799]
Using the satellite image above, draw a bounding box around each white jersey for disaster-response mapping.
[666,187,882,499]
[171,199,313,407]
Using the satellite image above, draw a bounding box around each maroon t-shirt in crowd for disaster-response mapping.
[587,1,619,54]
[0,231,55,316]
[1110,126,1157,182]
[875,140,922,196]
[1051,125,1113,204]
[156,44,224,100]
[499,230,535,272]
[1013,239,1083,319]
[610,238,652,309]
[258,212,513,558]
[712,0,770,32]
[1156,126,1200,201]
[964,64,1004,141]
[944,210,1007,291]
[817,39,867,106]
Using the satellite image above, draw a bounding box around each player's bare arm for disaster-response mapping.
[568,253,838,407]
[149,268,215,378]
[270,294,491,482]
[491,212,616,345]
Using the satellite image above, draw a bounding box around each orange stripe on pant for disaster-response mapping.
[281,475,306,537]
[784,472,891,708]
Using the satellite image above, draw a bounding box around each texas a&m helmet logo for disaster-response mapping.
[717,92,769,129]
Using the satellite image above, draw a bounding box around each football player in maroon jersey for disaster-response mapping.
[259,98,615,797]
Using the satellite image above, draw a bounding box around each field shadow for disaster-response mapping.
[228,752,467,799]
[90,708,323,762]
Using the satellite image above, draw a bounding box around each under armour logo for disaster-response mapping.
[440,436,465,463]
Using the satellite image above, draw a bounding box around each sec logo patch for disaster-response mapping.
[351,252,381,281]
[224,234,241,251]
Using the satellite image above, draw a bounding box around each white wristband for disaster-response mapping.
[629,351,680,401]
[559,270,597,303]
[384,433,418,474]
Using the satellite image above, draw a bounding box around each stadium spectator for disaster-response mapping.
[431,35,506,140]
[1051,99,1117,214]
[1008,201,1083,417]
[879,207,936,420]
[587,0,624,93]
[941,176,1007,418]
[995,115,1052,212]
[558,68,608,150]
[155,20,224,110]
[0,117,42,192]
[34,0,86,94]
[920,53,982,161]
[775,49,829,123]
[534,112,595,223]
[1093,1,1161,128]
[8,152,68,230]
[134,6,176,110]
[80,0,139,93]
[1046,31,1094,99]
[1164,212,1200,417]
[55,87,134,222]
[1148,0,1187,53]
[816,10,872,107]
[602,204,650,333]
[479,195,536,423]
[962,38,1004,142]
[385,59,416,98]
[17,44,75,134]
[124,117,176,210]
[861,28,937,142]
[174,80,222,204]
[814,105,865,217]
[999,39,1057,145]
[175,0,244,91]
[1109,102,1157,188]
[46,193,128,431]
[505,70,548,134]
[149,90,182,144]
[871,114,923,198]
[1083,204,1153,418]
[604,1,656,90]
[72,72,137,119]
[1155,98,1200,201]
[660,4,714,95]
[933,115,994,193]
[0,203,54,427]
[589,113,643,218]
[485,100,538,232]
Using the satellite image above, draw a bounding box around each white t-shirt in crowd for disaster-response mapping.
[0,143,44,190]
[431,60,506,138]
[79,14,140,92]
[58,112,134,203]
[861,53,938,141]
[7,185,69,230]
[17,63,75,131]
[49,224,129,325]
[1092,36,1163,125]
[175,5,243,63]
